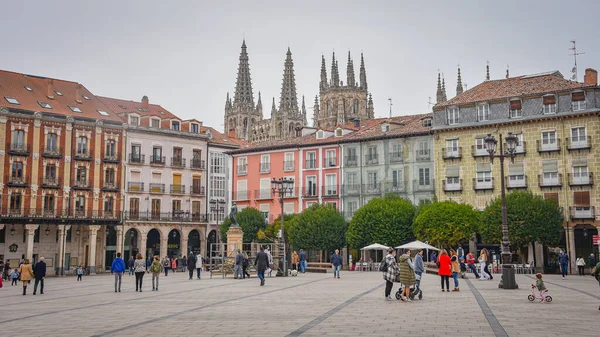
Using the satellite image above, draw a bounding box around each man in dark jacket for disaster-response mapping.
[33,257,47,295]
[187,255,196,280]
[128,257,135,276]
[299,249,307,273]
[254,247,270,286]
[234,250,243,279]
[331,249,342,279]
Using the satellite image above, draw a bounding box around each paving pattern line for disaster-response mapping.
[285,283,383,337]
[91,276,331,337]
[463,278,509,337]
[523,275,600,300]
[0,280,239,325]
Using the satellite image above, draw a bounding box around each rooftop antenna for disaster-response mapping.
[569,40,585,81]
[464,83,468,90]
[388,98,393,118]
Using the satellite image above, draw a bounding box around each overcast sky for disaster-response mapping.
[4,0,600,130]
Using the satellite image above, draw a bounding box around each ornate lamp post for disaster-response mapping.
[210,199,226,253]
[271,177,295,276]
[484,132,519,289]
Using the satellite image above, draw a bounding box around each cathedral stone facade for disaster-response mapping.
[224,41,306,143]
[313,52,374,129]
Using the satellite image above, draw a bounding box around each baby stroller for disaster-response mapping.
[395,273,423,300]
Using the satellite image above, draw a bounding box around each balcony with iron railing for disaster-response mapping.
[538,174,562,188]
[566,136,591,151]
[389,151,403,163]
[322,185,339,197]
[234,190,250,201]
[569,206,595,220]
[471,145,489,158]
[101,181,119,192]
[103,153,120,163]
[505,175,528,189]
[190,159,206,170]
[363,183,381,195]
[473,177,494,191]
[415,149,431,161]
[7,176,27,187]
[149,183,165,193]
[122,211,204,222]
[0,208,120,220]
[506,141,526,155]
[323,157,337,168]
[302,186,318,198]
[74,149,93,161]
[536,139,561,153]
[171,157,186,168]
[441,147,462,160]
[365,154,379,165]
[41,177,61,188]
[8,143,30,156]
[129,154,145,164]
[305,159,317,169]
[443,179,463,192]
[384,181,406,194]
[412,179,435,192]
[260,162,270,173]
[283,160,295,172]
[254,189,273,200]
[344,156,358,167]
[341,184,360,196]
[170,184,185,194]
[72,179,91,190]
[568,173,594,187]
[42,146,62,159]
[128,182,144,192]
[191,185,206,196]
[150,155,166,165]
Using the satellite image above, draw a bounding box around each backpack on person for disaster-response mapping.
[150,261,161,274]
[379,260,388,272]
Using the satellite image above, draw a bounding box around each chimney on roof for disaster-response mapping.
[229,128,236,138]
[141,95,149,109]
[352,118,360,128]
[584,68,598,86]
[47,79,55,100]
[75,84,83,104]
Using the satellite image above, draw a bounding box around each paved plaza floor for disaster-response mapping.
[0,270,598,336]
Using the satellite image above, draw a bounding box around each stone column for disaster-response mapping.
[200,228,207,258]
[56,225,66,275]
[160,235,168,259]
[534,241,544,273]
[115,226,123,256]
[181,235,189,260]
[87,225,101,274]
[226,226,243,257]
[139,231,147,259]
[25,224,39,262]
[567,227,576,274]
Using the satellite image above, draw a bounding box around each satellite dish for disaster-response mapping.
[571,67,577,73]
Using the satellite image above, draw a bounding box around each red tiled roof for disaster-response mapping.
[0,70,122,122]
[435,71,593,108]
[201,126,247,148]
[97,96,179,120]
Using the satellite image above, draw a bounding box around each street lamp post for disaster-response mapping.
[210,199,226,255]
[173,210,189,257]
[484,132,519,289]
[271,177,295,277]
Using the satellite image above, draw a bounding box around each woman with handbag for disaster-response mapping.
[437,249,451,292]
[18,258,34,295]
[382,248,399,301]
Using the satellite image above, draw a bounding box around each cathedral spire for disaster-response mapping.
[436,72,443,104]
[506,65,510,79]
[367,93,374,119]
[256,91,263,118]
[442,75,447,102]
[347,51,355,87]
[270,97,278,137]
[486,62,490,81]
[359,53,367,90]
[313,96,320,127]
[301,95,307,125]
[456,66,463,95]
[278,47,299,117]
[320,55,328,92]
[233,40,254,109]
[331,52,339,87]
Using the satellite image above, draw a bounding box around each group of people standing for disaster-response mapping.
[382,248,425,301]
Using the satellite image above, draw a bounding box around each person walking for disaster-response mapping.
[449,249,460,291]
[383,248,399,301]
[558,250,569,279]
[291,251,299,271]
[398,249,416,301]
[195,253,203,279]
[76,265,84,281]
[110,252,126,293]
[299,249,307,273]
[466,252,480,279]
[234,250,243,279]
[32,257,46,295]
[242,252,250,279]
[150,255,163,291]
[187,254,195,280]
[11,268,19,286]
[331,249,342,279]
[133,253,146,292]
[593,260,600,310]
[145,256,151,272]
[478,250,490,280]
[588,254,597,275]
[430,251,437,264]
[171,257,177,273]
[483,249,494,280]
[128,256,135,276]
[254,246,270,286]
[162,256,170,276]
[18,258,34,295]
[182,255,188,273]
[414,249,425,288]
[438,249,451,292]
[576,257,586,276]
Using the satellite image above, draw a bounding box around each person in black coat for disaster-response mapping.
[187,255,196,280]
[254,247,270,286]
[33,257,47,295]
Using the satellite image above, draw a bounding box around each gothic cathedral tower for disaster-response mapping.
[314,51,373,129]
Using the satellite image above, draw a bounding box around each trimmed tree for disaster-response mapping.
[479,191,563,247]
[413,201,479,248]
[288,204,347,253]
[346,194,416,249]
[219,207,267,243]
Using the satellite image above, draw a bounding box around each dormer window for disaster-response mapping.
[191,123,199,133]
[446,107,459,125]
[421,118,432,127]
[381,123,390,132]
[335,128,343,137]
[151,118,160,128]
[97,110,109,116]
[543,95,557,114]
[5,97,19,105]
[130,116,139,125]
[83,95,90,100]
[316,130,324,139]
[38,101,52,109]
[69,106,82,113]
[509,99,522,118]
[571,91,586,111]
[55,91,63,96]
[477,103,489,121]
[24,86,32,91]
[172,121,180,131]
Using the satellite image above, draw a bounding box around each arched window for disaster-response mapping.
[278,122,283,137]
[353,99,359,114]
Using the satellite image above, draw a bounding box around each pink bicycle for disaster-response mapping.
[527,284,552,303]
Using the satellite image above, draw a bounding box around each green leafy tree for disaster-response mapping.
[219,207,267,243]
[479,191,563,247]
[288,204,346,252]
[258,214,296,243]
[413,201,479,248]
[347,194,416,249]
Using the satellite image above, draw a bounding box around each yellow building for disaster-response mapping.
[432,68,599,270]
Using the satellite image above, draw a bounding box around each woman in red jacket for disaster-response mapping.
[437,249,452,292]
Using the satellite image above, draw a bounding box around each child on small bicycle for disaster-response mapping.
[535,273,547,302]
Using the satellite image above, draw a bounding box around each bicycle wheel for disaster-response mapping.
[527,295,535,302]
[545,295,552,303]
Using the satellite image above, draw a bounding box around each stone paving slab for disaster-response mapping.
[0,271,598,336]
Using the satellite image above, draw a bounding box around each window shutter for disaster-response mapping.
[543,95,556,104]
[542,160,558,173]
[508,161,524,175]
[509,100,522,110]
[476,163,491,172]
[573,191,590,206]
[445,166,460,177]
[544,193,559,204]
[572,157,588,167]
[571,92,585,102]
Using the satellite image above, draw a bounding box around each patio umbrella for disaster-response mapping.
[360,243,391,250]
[395,240,440,251]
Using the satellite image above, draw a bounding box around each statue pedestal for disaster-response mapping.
[226,226,244,257]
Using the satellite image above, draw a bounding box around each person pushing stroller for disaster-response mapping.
[397,249,416,301]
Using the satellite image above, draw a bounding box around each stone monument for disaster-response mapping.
[226,202,243,256]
